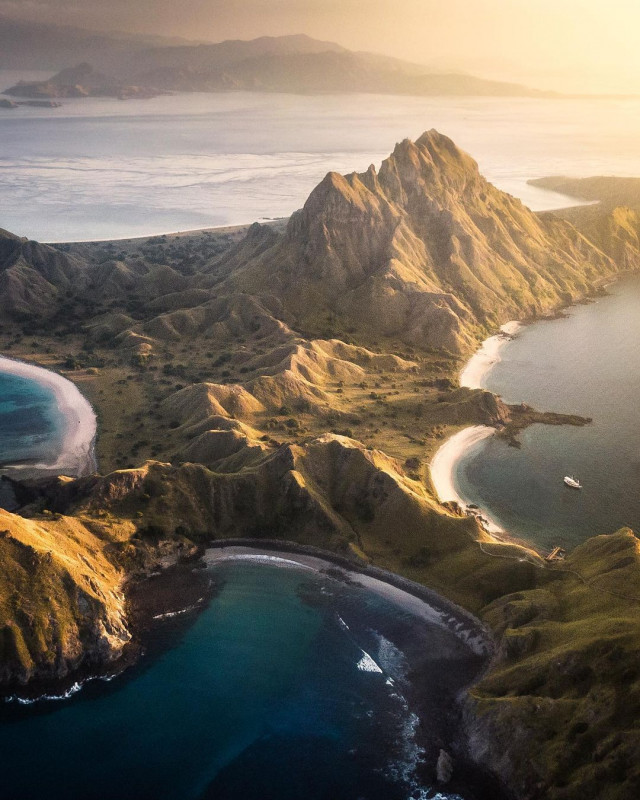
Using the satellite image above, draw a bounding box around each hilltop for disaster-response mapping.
[1,132,640,797]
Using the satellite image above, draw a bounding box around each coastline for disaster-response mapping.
[203,542,509,798]
[0,355,97,477]
[204,542,493,658]
[48,218,290,247]
[429,426,504,533]
[429,275,622,538]
[429,321,523,532]
[2,540,510,800]
[459,321,523,390]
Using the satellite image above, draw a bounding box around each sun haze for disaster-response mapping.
[1,0,639,94]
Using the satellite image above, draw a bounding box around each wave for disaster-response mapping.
[356,650,383,674]
[152,597,205,620]
[4,672,117,706]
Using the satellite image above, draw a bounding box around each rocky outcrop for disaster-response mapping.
[0,509,129,688]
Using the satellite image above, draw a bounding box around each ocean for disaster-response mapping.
[2,80,640,241]
[0,559,490,800]
[455,274,640,551]
[0,369,63,464]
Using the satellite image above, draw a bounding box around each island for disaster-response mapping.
[1,131,639,799]
[1,24,556,101]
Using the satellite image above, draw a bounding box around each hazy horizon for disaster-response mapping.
[1,0,639,95]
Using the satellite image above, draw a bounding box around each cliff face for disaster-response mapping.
[0,508,129,688]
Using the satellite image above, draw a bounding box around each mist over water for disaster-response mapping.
[1,85,640,241]
[455,275,640,551]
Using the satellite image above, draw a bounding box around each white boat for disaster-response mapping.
[564,476,582,489]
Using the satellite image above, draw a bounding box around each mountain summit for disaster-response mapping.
[0,131,630,356]
[217,130,617,352]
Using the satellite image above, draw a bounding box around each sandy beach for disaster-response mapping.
[430,426,496,505]
[459,321,522,390]
[0,356,97,476]
[429,321,525,532]
[429,426,504,533]
[204,544,492,658]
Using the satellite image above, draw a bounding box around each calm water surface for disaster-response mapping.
[0,561,483,800]
[0,370,62,465]
[456,275,640,551]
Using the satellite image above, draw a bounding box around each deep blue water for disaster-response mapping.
[0,370,62,465]
[0,561,480,800]
[455,274,640,551]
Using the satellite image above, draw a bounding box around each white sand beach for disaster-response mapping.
[429,321,526,533]
[429,426,496,504]
[429,426,505,533]
[459,321,523,390]
[0,356,97,476]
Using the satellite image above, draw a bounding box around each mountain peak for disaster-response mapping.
[380,130,481,194]
[232,132,617,354]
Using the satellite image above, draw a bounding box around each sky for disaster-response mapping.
[1,0,639,93]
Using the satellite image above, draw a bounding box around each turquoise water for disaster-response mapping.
[0,369,62,467]
[0,560,485,800]
[456,274,640,551]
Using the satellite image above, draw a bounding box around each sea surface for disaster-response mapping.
[0,369,63,464]
[455,274,640,551]
[2,80,640,241]
[0,368,63,507]
[0,559,487,800]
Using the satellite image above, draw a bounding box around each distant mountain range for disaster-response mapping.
[0,17,194,72]
[0,19,553,99]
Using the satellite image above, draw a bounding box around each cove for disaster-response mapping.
[0,553,497,800]
[455,274,640,551]
[0,356,97,508]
